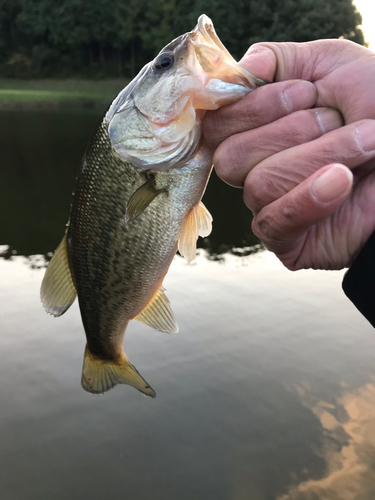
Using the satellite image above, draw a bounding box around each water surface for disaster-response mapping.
[1,110,375,500]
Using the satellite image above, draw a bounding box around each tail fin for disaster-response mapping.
[81,346,156,398]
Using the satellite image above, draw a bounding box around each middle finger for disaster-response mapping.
[213,107,343,187]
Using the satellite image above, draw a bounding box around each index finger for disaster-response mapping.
[202,79,317,149]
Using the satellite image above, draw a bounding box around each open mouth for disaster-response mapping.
[191,14,266,89]
[194,15,233,59]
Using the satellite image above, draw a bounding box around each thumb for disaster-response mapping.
[239,43,279,82]
[239,40,340,83]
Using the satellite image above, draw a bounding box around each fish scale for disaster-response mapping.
[68,123,211,360]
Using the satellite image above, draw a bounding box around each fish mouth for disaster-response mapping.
[193,14,235,63]
[189,14,265,90]
[107,15,266,172]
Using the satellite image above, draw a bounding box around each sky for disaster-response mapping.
[354,0,375,49]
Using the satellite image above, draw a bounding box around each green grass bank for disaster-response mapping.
[0,78,129,109]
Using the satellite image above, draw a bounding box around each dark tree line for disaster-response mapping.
[0,0,365,79]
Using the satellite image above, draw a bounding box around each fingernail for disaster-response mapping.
[311,165,353,203]
[282,81,316,113]
[355,121,375,152]
[315,108,343,134]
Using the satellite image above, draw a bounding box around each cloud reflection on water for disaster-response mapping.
[280,381,375,500]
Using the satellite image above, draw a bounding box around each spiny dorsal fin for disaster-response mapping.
[134,288,178,334]
[81,345,156,397]
[125,177,165,224]
[178,202,213,264]
[40,232,77,317]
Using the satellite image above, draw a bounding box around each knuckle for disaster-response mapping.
[354,120,375,154]
[279,196,301,225]
[256,198,298,241]
[242,100,271,125]
[213,140,245,187]
[250,133,291,159]
[245,166,296,212]
[244,168,276,212]
[304,120,375,168]
[214,133,261,188]
[251,193,301,247]
[314,108,343,135]
[224,96,267,132]
[270,126,309,149]
[201,113,215,144]
[279,254,303,272]
[251,211,278,244]
[237,85,287,126]
[202,112,229,148]
[319,136,358,163]
[252,206,302,269]
[212,147,230,180]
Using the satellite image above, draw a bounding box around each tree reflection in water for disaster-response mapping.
[0,110,260,261]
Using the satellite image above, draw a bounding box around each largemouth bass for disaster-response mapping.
[41,15,264,397]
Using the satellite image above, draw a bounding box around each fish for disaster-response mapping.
[40,14,264,397]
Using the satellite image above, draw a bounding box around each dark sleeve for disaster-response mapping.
[342,230,375,327]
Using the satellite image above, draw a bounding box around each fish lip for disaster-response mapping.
[190,14,266,89]
[192,14,234,61]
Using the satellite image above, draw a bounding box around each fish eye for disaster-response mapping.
[154,52,174,71]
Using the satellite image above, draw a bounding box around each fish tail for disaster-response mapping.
[81,345,156,398]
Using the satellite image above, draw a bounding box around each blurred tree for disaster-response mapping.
[0,0,365,78]
[0,0,21,62]
[247,0,365,46]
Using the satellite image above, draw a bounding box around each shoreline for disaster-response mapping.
[0,98,109,111]
[0,78,128,111]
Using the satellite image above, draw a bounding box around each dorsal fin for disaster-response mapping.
[125,177,165,224]
[134,288,178,334]
[40,232,77,317]
[178,202,213,264]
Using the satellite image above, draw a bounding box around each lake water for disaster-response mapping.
[1,110,375,500]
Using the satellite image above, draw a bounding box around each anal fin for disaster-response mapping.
[134,288,178,334]
[81,346,156,397]
[178,201,213,264]
[40,232,77,317]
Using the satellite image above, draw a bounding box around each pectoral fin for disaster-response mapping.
[125,177,165,224]
[178,202,213,264]
[134,288,178,334]
[196,201,213,237]
[40,232,77,317]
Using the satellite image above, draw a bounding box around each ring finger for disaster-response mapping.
[243,119,375,213]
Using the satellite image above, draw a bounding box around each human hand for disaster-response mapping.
[202,39,375,270]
